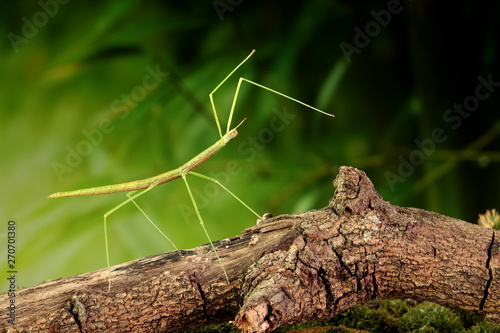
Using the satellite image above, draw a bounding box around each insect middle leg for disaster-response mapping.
[181,174,231,283]
[181,171,263,283]
[103,184,176,291]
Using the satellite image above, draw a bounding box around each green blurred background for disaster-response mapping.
[1,1,499,290]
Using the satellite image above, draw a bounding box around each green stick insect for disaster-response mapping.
[48,50,334,290]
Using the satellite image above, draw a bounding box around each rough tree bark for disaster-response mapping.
[1,166,498,333]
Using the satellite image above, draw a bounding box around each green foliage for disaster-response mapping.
[478,209,500,230]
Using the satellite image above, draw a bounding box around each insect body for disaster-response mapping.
[48,50,334,290]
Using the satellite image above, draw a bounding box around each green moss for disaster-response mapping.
[410,327,440,333]
[337,304,396,332]
[183,322,240,333]
[333,299,408,332]
[186,299,500,333]
[276,323,370,333]
[397,302,464,332]
[329,299,500,333]
[466,320,500,333]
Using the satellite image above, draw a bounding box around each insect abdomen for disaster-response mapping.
[48,180,152,198]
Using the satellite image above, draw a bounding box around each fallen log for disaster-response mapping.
[1,166,498,333]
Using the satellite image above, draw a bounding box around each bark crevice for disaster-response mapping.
[480,231,495,311]
[195,281,209,322]
[69,297,85,333]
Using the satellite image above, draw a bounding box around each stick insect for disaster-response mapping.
[48,50,334,290]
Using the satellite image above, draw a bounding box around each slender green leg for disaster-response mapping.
[241,78,333,116]
[209,49,334,136]
[181,174,230,283]
[189,171,262,219]
[209,50,255,139]
[127,191,178,250]
[103,185,156,291]
[226,77,334,133]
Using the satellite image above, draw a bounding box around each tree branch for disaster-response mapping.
[1,166,498,333]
